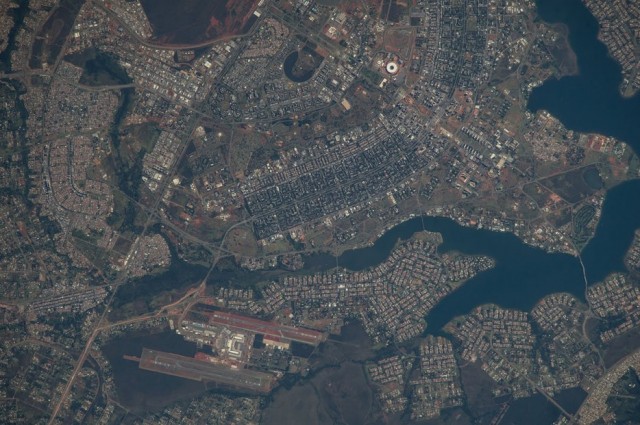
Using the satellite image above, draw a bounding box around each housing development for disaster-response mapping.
[1,0,640,424]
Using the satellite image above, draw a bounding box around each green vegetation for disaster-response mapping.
[109,234,208,320]
[119,149,145,199]
[71,228,102,244]
[540,164,602,204]
[606,367,640,423]
[70,235,110,271]
[106,191,145,233]
[360,67,383,86]
[127,122,161,153]
[65,48,133,86]
[105,88,150,212]
[548,207,572,228]
[572,204,596,247]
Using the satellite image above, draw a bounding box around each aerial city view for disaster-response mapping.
[3,0,640,423]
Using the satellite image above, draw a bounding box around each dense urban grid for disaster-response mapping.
[1,0,640,424]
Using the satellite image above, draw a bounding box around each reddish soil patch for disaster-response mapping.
[141,0,259,45]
